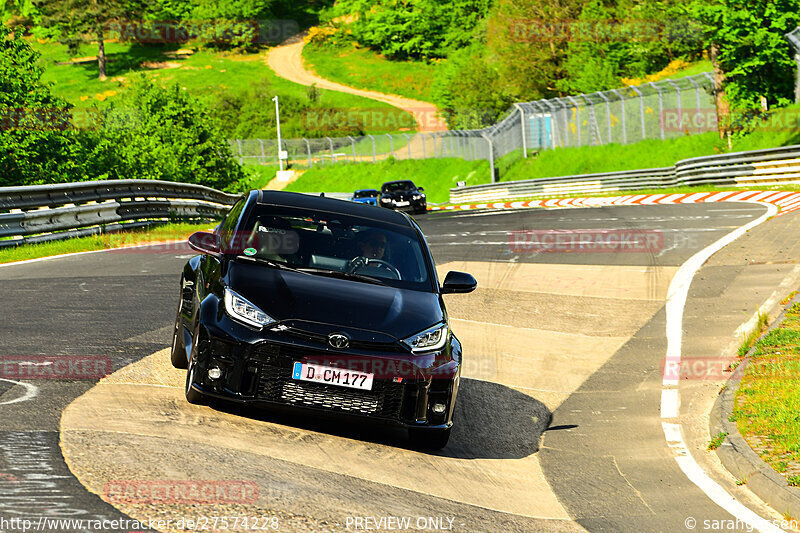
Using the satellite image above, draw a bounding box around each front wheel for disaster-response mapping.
[184,321,208,405]
[409,427,451,450]
[170,280,188,369]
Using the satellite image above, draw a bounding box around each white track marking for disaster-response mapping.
[0,239,193,269]
[0,378,39,406]
[660,201,784,532]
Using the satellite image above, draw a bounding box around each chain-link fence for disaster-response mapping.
[788,27,800,103]
[230,72,715,182]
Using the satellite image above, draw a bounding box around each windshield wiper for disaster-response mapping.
[235,255,308,274]
[297,268,388,286]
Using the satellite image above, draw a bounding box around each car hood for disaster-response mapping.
[226,261,443,340]
[383,190,417,199]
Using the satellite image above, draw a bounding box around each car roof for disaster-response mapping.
[256,190,411,226]
[382,180,415,186]
[354,189,379,193]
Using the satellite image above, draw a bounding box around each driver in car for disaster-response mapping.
[356,229,388,260]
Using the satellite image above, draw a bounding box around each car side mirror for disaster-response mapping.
[418,187,425,192]
[188,231,221,256]
[441,271,477,294]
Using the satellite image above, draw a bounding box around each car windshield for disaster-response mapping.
[229,205,433,291]
[382,182,415,192]
[353,190,378,198]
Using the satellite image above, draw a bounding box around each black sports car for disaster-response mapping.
[379,180,427,214]
[172,190,476,449]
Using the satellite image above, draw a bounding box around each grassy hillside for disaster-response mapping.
[30,39,416,137]
[302,42,437,102]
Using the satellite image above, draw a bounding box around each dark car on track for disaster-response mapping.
[379,180,427,214]
[171,190,476,449]
[351,189,380,206]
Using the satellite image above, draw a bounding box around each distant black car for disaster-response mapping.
[172,190,476,449]
[379,180,427,214]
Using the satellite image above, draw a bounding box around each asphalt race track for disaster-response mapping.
[2,203,800,532]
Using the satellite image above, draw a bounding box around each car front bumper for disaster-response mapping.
[188,303,460,430]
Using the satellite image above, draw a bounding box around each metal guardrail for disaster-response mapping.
[449,144,800,203]
[0,180,240,248]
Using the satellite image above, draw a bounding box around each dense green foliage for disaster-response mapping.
[0,24,89,186]
[0,26,242,188]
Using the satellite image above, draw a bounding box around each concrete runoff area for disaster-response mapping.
[0,202,795,531]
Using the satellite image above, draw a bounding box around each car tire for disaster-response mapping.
[409,427,451,450]
[184,321,208,405]
[170,281,188,369]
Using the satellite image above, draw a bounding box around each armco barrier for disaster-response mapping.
[0,180,240,248]
[450,144,800,204]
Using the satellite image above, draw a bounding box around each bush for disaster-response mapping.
[87,76,243,190]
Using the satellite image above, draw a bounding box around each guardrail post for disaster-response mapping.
[367,134,376,163]
[303,138,313,168]
[481,133,496,183]
[514,104,528,158]
[386,133,394,157]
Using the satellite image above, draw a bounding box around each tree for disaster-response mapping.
[687,0,800,137]
[34,0,143,80]
[0,23,90,186]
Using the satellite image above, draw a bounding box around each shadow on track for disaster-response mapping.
[209,378,551,460]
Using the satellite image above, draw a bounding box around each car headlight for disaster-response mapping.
[381,197,391,203]
[412,194,422,200]
[224,288,275,328]
[402,323,449,354]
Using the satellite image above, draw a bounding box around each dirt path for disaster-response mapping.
[266,33,445,133]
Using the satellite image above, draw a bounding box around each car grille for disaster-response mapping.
[254,345,405,420]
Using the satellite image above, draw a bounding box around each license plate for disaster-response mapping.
[395,201,410,206]
[292,362,374,391]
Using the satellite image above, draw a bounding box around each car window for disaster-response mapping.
[238,206,433,291]
[382,182,415,192]
[219,197,247,250]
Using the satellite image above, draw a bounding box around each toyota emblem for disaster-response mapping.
[328,333,350,349]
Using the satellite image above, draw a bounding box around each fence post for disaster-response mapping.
[514,104,528,158]
[597,92,612,145]
[236,139,244,164]
[629,85,646,141]
[303,138,313,168]
[348,136,356,162]
[404,133,412,159]
[648,82,665,140]
[386,133,394,157]
[421,133,426,159]
[326,137,334,164]
[545,100,559,148]
[687,76,702,134]
[257,139,266,164]
[666,79,682,135]
[481,133,495,183]
[567,96,581,147]
[611,89,626,145]
[367,134,376,163]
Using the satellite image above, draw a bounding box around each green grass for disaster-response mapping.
[283,157,489,203]
[670,59,713,79]
[302,43,437,103]
[733,300,800,478]
[708,432,728,450]
[0,222,214,264]
[30,39,416,136]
